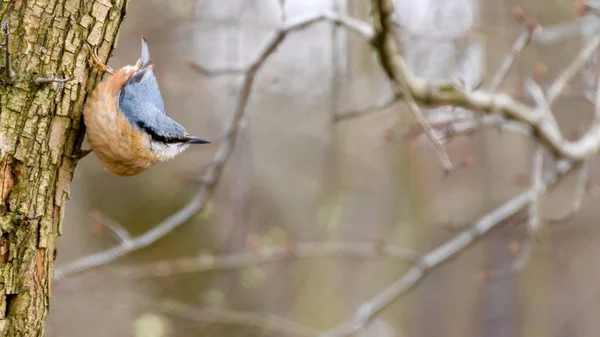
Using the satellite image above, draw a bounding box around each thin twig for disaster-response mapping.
[489,30,532,92]
[377,3,453,172]
[438,115,531,140]
[68,296,317,337]
[331,95,400,123]
[160,300,318,337]
[283,10,375,40]
[372,7,600,161]
[316,1,589,334]
[34,74,76,87]
[546,36,600,105]
[403,88,454,172]
[573,160,590,212]
[54,10,375,282]
[595,77,600,120]
[547,161,589,223]
[487,235,534,279]
[531,15,600,45]
[524,77,558,129]
[278,0,286,22]
[185,58,245,77]
[552,75,600,219]
[90,211,132,245]
[528,144,544,236]
[318,160,573,337]
[106,241,419,279]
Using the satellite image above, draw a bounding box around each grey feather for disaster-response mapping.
[117,37,207,145]
[118,68,189,144]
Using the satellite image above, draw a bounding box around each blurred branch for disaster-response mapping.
[55,3,600,335]
[380,9,454,171]
[313,0,600,334]
[429,115,531,144]
[487,235,534,279]
[331,94,400,123]
[54,10,375,282]
[278,0,286,22]
[159,300,317,337]
[368,0,600,162]
[402,77,454,172]
[546,35,600,105]
[283,11,374,40]
[523,79,547,237]
[595,77,600,119]
[319,159,574,337]
[106,241,419,279]
[91,211,132,246]
[185,10,374,78]
[489,30,532,92]
[547,161,590,223]
[531,15,600,45]
[528,145,544,236]
[185,58,245,77]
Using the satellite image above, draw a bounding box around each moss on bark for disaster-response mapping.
[0,0,129,335]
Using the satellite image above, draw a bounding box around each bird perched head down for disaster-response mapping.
[83,37,210,176]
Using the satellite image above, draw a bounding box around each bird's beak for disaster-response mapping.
[187,136,211,144]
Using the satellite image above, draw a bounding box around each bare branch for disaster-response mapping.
[105,241,419,279]
[595,77,600,120]
[528,145,544,236]
[283,11,375,40]
[403,86,454,172]
[90,211,132,245]
[318,159,573,337]
[159,300,318,337]
[278,0,286,22]
[547,161,590,223]
[524,77,558,131]
[433,115,531,143]
[573,161,590,212]
[375,3,454,172]
[34,74,76,88]
[314,1,591,334]
[546,36,600,105]
[54,10,374,282]
[185,58,245,77]
[331,95,400,123]
[370,0,600,162]
[489,30,532,92]
[531,15,600,45]
[487,236,534,279]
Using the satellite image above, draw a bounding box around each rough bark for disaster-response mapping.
[0,0,128,335]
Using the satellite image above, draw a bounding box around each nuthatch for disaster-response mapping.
[83,37,210,176]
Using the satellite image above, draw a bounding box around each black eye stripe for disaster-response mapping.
[135,120,187,144]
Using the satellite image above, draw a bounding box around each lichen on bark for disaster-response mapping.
[0,0,129,335]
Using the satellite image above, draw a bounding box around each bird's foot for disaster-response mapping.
[69,148,92,160]
[85,43,115,75]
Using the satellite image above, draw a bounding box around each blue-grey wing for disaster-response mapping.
[118,68,189,143]
[119,67,165,115]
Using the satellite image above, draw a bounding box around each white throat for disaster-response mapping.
[150,141,190,161]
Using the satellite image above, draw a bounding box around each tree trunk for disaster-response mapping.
[0,0,129,335]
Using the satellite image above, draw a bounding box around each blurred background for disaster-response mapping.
[48,0,600,336]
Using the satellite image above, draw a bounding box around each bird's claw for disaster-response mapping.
[69,148,92,160]
[85,42,114,75]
